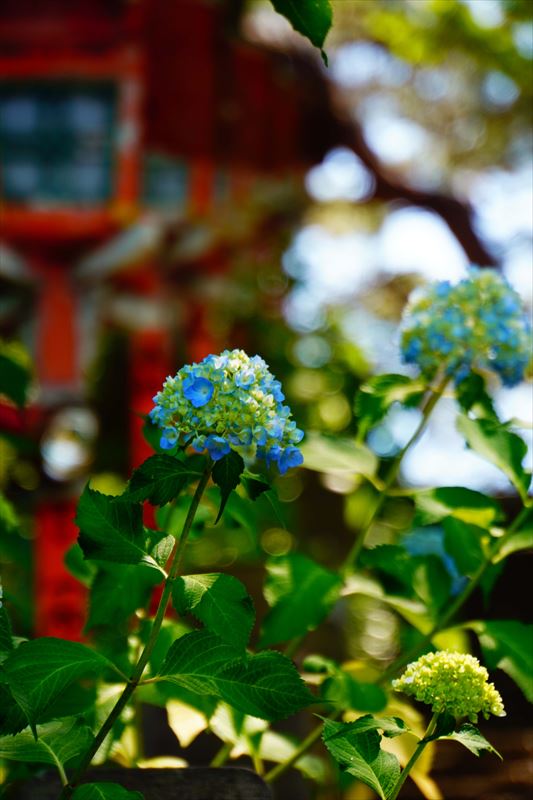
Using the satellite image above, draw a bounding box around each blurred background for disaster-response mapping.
[0,0,532,797]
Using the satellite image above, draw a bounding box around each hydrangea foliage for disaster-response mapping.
[392,651,505,722]
[150,349,304,474]
[400,268,531,386]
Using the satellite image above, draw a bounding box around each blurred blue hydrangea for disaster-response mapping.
[150,349,304,474]
[400,268,531,386]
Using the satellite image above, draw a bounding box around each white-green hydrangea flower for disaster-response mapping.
[392,651,505,722]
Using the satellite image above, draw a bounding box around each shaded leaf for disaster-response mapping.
[260,554,342,647]
[242,471,271,501]
[0,683,28,736]
[86,564,161,631]
[443,517,486,577]
[322,670,388,714]
[173,573,254,649]
[3,638,110,727]
[413,486,503,528]
[455,372,498,421]
[158,629,314,721]
[494,510,533,562]
[0,582,14,660]
[212,451,245,524]
[470,620,533,702]
[355,374,425,437]
[441,723,502,759]
[0,718,93,767]
[457,415,531,501]
[271,0,332,63]
[0,351,31,407]
[300,432,377,476]
[76,486,159,569]
[121,454,200,506]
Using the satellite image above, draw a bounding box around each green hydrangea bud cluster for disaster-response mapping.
[392,651,505,722]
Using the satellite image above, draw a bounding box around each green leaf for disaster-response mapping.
[494,509,533,563]
[0,350,31,407]
[300,432,377,476]
[0,583,14,660]
[470,620,533,702]
[355,374,425,437]
[172,573,255,649]
[212,451,245,524]
[440,723,502,759]
[259,554,342,647]
[85,564,161,631]
[322,671,388,713]
[72,784,144,800]
[413,486,503,528]
[442,517,486,577]
[76,486,159,569]
[259,730,327,783]
[121,454,200,506]
[0,718,93,767]
[0,683,28,736]
[455,372,498,421]
[412,555,451,614]
[270,0,332,63]
[3,638,110,727]
[322,717,403,799]
[457,414,531,500]
[0,491,20,538]
[158,629,314,721]
[242,473,271,501]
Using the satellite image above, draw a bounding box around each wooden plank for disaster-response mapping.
[18,767,272,800]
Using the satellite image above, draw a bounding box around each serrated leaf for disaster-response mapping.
[172,573,255,649]
[121,454,200,506]
[72,784,144,800]
[3,638,111,727]
[158,629,314,721]
[441,723,502,759]
[76,486,159,569]
[457,414,531,501]
[413,487,503,528]
[212,451,245,524]
[0,683,28,736]
[0,718,93,767]
[322,717,403,799]
[470,619,533,702]
[300,432,377,476]
[260,554,342,647]
[271,0,332,63]
[85,564,161,631]
[355,374,425,437]
[442,517,486,577]
[0,351,31,407]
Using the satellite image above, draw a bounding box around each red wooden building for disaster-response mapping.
[0,0,338,638]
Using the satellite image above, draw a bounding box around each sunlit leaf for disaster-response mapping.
[413,486,503,528]
[300,432,377,476]
[158,629,315,721]
[0,718,93,767]
[172,573,255,649]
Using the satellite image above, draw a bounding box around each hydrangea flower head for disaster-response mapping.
[150,349,304,474]
[392,651,505,722]
[400,268,531,386]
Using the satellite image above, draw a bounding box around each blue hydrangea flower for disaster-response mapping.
[150,349,304,474]
[400,268,532,386]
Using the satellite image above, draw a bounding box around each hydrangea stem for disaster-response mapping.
[342,374,449,575]
[388,712,439,800]
[59,464,212,799]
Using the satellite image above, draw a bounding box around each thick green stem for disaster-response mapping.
[388,712,439,800]
[342,375,449,574]
[59,465,212,799]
